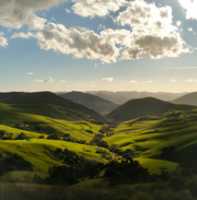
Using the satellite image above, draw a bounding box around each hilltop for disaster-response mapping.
[108,97,195,122]
[174,92,197,106]
[59,91,117,115]
[0,92,105,122]
[90,91,184,104]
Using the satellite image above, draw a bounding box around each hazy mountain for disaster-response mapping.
[59,91,117,115]
[0,92,105,122]
[174,92,197,106]
[108,97,195,122]
[90,91,185,105]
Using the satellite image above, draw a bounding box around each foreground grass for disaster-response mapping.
[0,139,113,182]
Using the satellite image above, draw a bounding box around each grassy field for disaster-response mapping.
[0,102,102,143]
[0,139,113,182]
[1,100,197,181]
[104,110,197,174]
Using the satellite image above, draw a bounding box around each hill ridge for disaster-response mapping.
[108,97,195,122]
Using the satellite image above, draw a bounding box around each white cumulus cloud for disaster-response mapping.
[32,22,120,63]
[178,0,197,20]
[116,0,188,60]
[72,0,127,17]
[0,33,8,47]
[9,0,189,63]
[0,0,62,28]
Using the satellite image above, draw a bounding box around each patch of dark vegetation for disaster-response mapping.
[104,158,150,184]
[3,170,197,200]
[0,153,32,175]
[44,149,104,185]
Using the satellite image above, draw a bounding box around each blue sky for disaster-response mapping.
[1,0,197,92]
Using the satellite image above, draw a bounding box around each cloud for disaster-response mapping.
[116,0,188,60]
[27,72,34,76]
[129,80,138,84]
[187,27,193,32]
[102,77,114,82]
[0,33,8,47]
[144,80,153,84]
[12,32,34,39]
[10,0,189,63]
[0,0,62,28]
[169,78,177,83]
[178,0,197,20]
[185,78,197,83]
[31,22,119,63]
[34,76,55,84]
[34,77,67,85]
[176,20,182,27]
[72,0,127,17]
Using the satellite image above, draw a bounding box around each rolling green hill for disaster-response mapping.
[0,92,105,122]
[104,110,197,174]
[59,91,118,115]
[0,102,102,143]
[108,97,195,123]
[0,100,113,183]
[0,139,113,183]
[1,94,197,183]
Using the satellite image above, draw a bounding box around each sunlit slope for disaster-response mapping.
[105,110,197,173]
[0,92,105,122]
[0,124,46,139]
[0,102,101,143]
[0,102,109,183]
[0,139,113,182]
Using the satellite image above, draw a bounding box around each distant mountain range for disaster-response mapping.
[59,91,117,115]
[0,92,105,122]
[173,92,197,106]
[90,91,185,105]
[1,91,196,124]
[108,97,195,122]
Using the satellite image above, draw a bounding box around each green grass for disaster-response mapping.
[0,124,46,139]
[0,139,113,182]
[0,102,102,143]
[136,158,179,174]
[104,111,197,174]
[1,101,197,180]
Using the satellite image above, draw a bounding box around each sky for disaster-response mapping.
[1,0,197,92]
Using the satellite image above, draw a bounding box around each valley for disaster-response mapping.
[1,91,197,199]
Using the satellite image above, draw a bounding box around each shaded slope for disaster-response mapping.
[108,97,195,122]
[0,92,105,122]
[174,92,197,106]
[59,91,117,115]
[91,91,184,104]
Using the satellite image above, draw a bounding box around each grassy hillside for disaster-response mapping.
[0,92,105,122]
[1,95,197,184]
[108,97,195,123]
[0,102,102,143]
[0,139,113,182]
[0,100,115,183]
[59,91,117,115]
[104,110,197,174]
